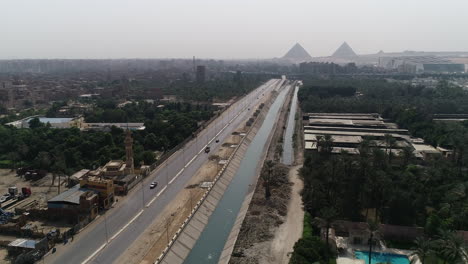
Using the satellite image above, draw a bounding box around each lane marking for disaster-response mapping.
[82,243,106,264]
[156,186,167,197]
[82,209,144,264]
[145,185,168,207]
[185,155,197,168]
[198,144,208,155]
[110,209,144,241]
[169,169,184,185]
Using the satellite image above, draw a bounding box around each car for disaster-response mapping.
[150,182,158,189]
[205,146,211,153]
[215,139,219,143]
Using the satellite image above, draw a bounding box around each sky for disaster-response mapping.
[1,0,468,59]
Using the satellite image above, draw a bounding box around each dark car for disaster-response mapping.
[205,146,211,153]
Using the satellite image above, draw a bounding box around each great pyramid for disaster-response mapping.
[282,43,312,61]
[332,42,357,57]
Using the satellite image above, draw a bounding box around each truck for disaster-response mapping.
[16,168,47,181]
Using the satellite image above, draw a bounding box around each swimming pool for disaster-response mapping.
[355,251,410,264]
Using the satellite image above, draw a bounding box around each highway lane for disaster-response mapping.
[47,79,283,264]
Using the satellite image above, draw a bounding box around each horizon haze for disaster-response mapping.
[2,0,468,59]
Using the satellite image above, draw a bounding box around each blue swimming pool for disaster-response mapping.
[355,251,410,264]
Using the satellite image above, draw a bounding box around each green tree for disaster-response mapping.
[141,151,156,165]
[436,231,468,264]
[28,117,43,129]
[313,207,338,264]
[410,237,433,264]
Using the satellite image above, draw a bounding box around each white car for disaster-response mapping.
[150,182,158,189]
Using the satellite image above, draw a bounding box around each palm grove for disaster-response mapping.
[291,77,468,264]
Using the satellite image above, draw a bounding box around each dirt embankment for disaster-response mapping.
[229,86,298,264]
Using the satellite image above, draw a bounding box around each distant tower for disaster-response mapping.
[192,56,196,74]
[196,65,206,83]
[124,129,134,174]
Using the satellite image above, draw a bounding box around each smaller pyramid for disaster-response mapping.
[332,42,357,57]
[282,43,312,60]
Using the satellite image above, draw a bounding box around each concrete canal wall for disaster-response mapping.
[157,87,281,264]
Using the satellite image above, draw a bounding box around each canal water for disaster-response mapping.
[281,85,298,165]
[183,86,290,264]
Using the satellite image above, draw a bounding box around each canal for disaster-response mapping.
[281,84,298,165]
[183,86,290,264]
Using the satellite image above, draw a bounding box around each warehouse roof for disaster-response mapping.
[48,184,88,205]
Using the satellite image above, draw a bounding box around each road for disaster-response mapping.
[46,78,284,264]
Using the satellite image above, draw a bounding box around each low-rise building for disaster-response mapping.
[47,185,98,221]
[303,113,440,160]
[80,177,115,209]
[102,160,127,178]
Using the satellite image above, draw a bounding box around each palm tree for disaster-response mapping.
[400,146,414,167]
[366,220,380,264]
[436,230,468,264]
[410,237,433,264]
[317,135,334,156]
[313,207,338,264]
[384,133,397,164]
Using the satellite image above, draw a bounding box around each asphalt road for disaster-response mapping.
[46,78,284,264]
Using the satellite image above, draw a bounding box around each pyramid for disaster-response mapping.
[332,42,357,57]
[282,43,312,60]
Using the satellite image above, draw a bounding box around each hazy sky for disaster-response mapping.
[1,0,467,59]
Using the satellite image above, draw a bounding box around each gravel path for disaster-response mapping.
[262,164,304,264]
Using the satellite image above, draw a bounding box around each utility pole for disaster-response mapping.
[189,189,194,210]
[58,174,61,194]
[141,175,145,208]
[182,147,185,165]
[104,211,109,244]
[165,160,169,185]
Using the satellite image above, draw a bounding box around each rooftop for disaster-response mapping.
[70,169,90,180]
[48,184,89,205]
[304,134,363,144]
[8,239,37,249]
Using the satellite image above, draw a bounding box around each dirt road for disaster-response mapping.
[262,164,304,264]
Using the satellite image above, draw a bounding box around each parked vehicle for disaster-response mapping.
[205,146,211,153]
[21,187,32,197]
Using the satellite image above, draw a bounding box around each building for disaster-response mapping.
[101,160,126,178]
[380,56,465,74]
[7,238,48,256]
[6,116,82,129]
[47,184,98,220]
[79,177,115,209]
[69,169,91,186]
[303,113,441,159]
[83,129,138,195]
[196,65,206,83]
